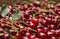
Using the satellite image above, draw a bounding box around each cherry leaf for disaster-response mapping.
[1,6,10,17]
[10,11,23,22]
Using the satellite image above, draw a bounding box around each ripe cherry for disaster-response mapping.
[42,27,49,33]
[32,18,39,26]
[39,33,47,39]
[48,24,56,30]
[24,11,30,19]
[47,32,53,39]
[15,33,23,39]
[33,1,41,7]
[2,34,10,39]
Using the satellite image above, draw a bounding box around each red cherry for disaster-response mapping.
[20,4,28,11]
[48,25,56,30]
[15,33,23,39]
[37,14,44,19]
[0,19,5,23]
[2,34,10,39]
[32,18,39,26]
[24,11,30,19]
[4,16,9,21]
[31,35,36,39]
[33,1,41,7]
[42,27,49,33]
[45,17,52,24]
[9,29,16,35]
[13,21,19,27]
[45,6,49,10]
[53,18,59,26]
[55,30,60,37]
[48,14,52,18]
[44,0,49,3]
[50,4,55,9]
[29,22,36,29]
[39,33,47,39]
[47,32,53,39]
[27,27,33,33]
[25,33,31,39]
[0,28,3,33]
[41,20,47,26]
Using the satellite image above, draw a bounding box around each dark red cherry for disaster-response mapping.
[20,4,28,11]
[29,22,36,29]
[25,33,31,39]
[53,18,59,26]
[33,1,41,7]
[0,28,3,33]
[41,20,47,26]
[13,21,19,27]
[9,29,16,35]
[45,6,49,10]
[31,35,36,39]
[37,14,44,19]
[39,33,47,39]
[47,32,53,39]
[24,11,30,19]
[32,18,39,26]
[15,33,23,39]
[4,16,9,21]
[2,34,10,39]
[0,19,5,23]
[42,27,49,33]
[48,25,56,30]
[55,30,60,37]
[45,17,52,24]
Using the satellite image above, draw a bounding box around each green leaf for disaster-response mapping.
[1,6,10,17]
[10,11,23,22]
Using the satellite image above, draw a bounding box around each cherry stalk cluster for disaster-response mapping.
[0,0,60,39]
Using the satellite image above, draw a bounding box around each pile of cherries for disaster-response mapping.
[0,0,60,39]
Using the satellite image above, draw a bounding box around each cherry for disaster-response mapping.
[24,11,30,19]
[27,27,33,33]
[52,18,59,26]
[45,17,52,24]
[48,14,52,18]
[25,33,31,39]
[47,31,53,39]
[15,33,23,39]
[50,4,55,9]
[37,14,44,19]
[29,22,36,29]
[31,35,36,39]
[44,0,49,3]
[13,21,19,27]
[0,19,5,23]
[20,4,28,11]
[42,27,49,33]
[55,30,60,37]
[48,24,56,30]
[9,29,16,35]
[33,1,41,7]
[4,16,9,21]
[32,18,39,26]
[2,34,10,39]
[39,33,47,39]
[40,19,47,26]
[0,28,3,33]
[10,8,16,13]
[45,6,49,10]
